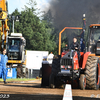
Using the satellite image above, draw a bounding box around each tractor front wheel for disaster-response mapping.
[80,74,86,90]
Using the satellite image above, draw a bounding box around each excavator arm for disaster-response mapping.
[0,0,9,51]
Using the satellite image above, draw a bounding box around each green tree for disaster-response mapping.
[7,1,57,54]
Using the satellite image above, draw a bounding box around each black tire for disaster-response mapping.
[80,74,86,90]
[85,56,100,90]
[51,55,61,75]
[39,67,42,78]
[41,64,52,87]
[19,45,23,60]
[49,55,61,88]
[49,73,55,88]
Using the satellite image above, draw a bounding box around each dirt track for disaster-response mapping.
[0,79,100,100]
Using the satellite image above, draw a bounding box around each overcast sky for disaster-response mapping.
[8,0,50,14]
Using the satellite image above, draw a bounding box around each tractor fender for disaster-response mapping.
[98,63,100,86]
[82,52,91,69]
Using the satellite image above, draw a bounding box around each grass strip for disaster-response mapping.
[0,78,36,82]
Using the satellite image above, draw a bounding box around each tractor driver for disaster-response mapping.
[70,37,80,61]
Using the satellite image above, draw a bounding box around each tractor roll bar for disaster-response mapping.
[58,27,83,55]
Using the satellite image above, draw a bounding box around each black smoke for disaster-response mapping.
[49,0,100,29]
[45,0,100,44]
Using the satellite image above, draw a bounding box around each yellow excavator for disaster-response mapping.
[0,0,27,77]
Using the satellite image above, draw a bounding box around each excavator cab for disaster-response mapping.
[7,33,26,63]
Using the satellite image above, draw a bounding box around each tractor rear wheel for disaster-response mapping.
[80,74,86,90]
[85,56,100,90]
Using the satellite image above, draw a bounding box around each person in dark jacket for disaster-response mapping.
[71,37,80,51]
[70,37,80,61]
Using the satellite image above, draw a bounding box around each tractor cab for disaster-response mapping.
[88,24,100,55]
